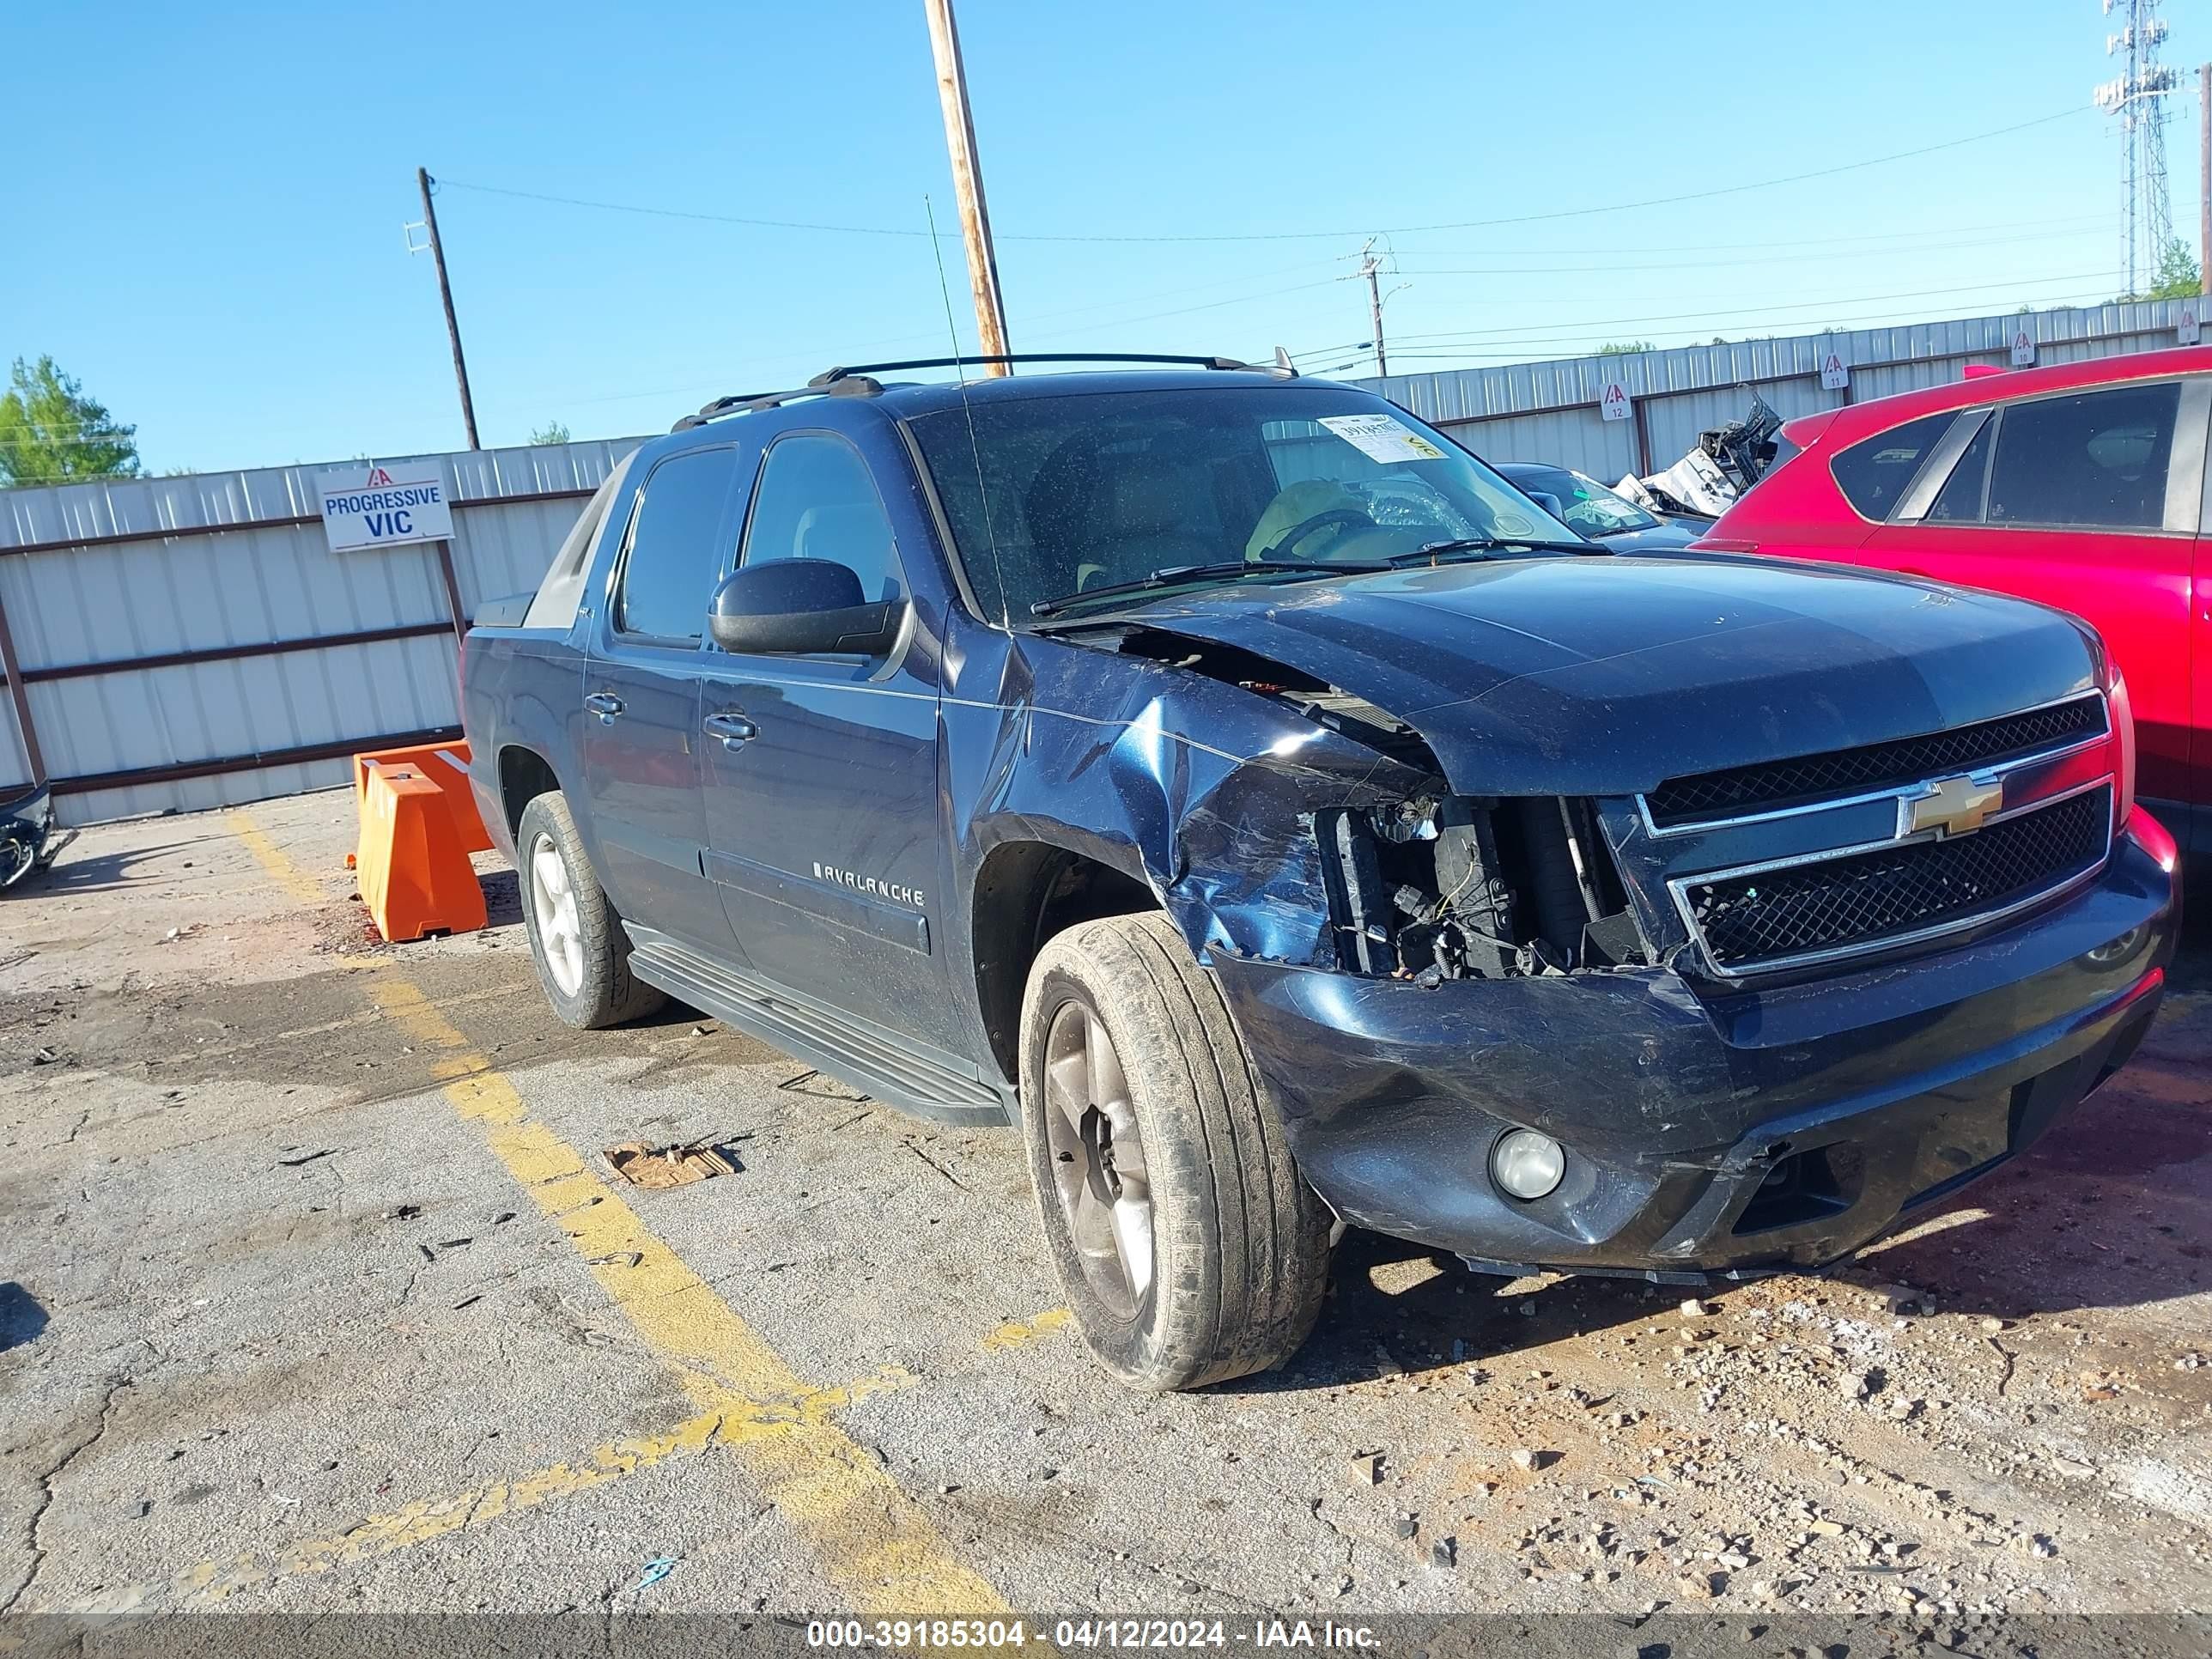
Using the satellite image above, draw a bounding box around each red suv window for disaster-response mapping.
[1828,414,1954,521]
[1984,383,2179,530]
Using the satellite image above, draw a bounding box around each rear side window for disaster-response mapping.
[1986,383,2179,530]
[1828,414,1954,520]
[1926,415,1996,524]
[616,447,738,641]
[740,434,906,601]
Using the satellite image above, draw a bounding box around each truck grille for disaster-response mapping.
[1645,696,2106,829]
[1681,786,2111,975]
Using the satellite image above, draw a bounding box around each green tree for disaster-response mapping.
[2111,238,2203,303]
[1595,339,1655,356]
[2147,237,2202,301]
[529,419,573,446]
[0,356,140,486]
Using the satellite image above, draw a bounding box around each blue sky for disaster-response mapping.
[6,0,2204,472]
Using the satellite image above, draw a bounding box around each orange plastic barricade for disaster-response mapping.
[348,740,491,860]
[352,763,489,943]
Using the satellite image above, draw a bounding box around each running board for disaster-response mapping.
[626,938,1013,1127]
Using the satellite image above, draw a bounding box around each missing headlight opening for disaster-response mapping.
[1316,794,1650,982]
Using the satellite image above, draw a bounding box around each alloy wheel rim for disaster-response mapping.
[528,833,585,997]
[1041,997,1153,1317]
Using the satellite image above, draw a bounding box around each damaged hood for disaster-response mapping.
[1093,556,2103,795]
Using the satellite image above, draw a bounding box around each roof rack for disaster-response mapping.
[674,349,1298,432]
[672,374,885,432]
[809,351,1292,384]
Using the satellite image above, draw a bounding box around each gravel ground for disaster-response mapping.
[0,788,2207,1638]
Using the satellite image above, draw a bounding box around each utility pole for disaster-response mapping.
[921,0,1012,376]
[2201,63,2210,295]
[415,167,482,449]
[1352,240,1406,378]
[1363,249,1389,377]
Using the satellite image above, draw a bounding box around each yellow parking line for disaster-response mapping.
[983,1309,1073,1352]
[135,1360,919,1607]
[222,806,333,909]
[218,807,1013,1613]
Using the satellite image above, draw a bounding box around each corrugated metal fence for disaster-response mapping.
[1355,298,2201,483]
[0,298,2201,827]
[0,438,645,824]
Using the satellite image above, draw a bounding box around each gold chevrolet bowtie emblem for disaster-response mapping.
[1905,773,2004,838]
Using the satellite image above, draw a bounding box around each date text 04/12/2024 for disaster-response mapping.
[803,1622,1380,1650]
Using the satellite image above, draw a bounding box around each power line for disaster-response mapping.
[1361,289,2122,367]
[1380,212,2112,258]
[1379,270,2122,347]
[1387,228,2118,279]
[436,103,2095,247]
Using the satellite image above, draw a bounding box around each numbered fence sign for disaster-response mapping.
[319,463,454,552]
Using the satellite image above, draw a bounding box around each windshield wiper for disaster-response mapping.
[1387,535,1597,565]
[1029,559,1387,618]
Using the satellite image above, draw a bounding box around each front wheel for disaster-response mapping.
[515,790,665,1030]
[1017,912,1331,1391]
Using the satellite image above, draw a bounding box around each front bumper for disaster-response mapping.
[0,783,59,890]
[1213,826,2178,1279]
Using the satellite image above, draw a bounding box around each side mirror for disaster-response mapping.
[1527,490,1566,519]
[708,560,907,657]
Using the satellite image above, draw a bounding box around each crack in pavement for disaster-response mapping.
[3,1373,131,1614]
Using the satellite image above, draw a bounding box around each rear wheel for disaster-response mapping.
[1018,912,1331,1391]
[516,791,664,1030]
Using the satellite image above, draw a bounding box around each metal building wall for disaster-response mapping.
[0,437,644,825]
[1357,299,2200,483]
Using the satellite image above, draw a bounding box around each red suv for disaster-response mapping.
[1700,344,2209,860]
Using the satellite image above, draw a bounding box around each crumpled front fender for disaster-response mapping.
[947,629,1432,974]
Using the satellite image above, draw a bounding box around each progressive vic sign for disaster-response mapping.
[318,462,454,552]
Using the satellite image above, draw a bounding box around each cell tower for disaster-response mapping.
[2095,0,2179,295]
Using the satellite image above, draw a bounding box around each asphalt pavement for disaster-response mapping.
[2,788,2209,1637]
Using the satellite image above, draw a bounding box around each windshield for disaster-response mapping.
[907,386,1581,622]
[1507,464,1658,535]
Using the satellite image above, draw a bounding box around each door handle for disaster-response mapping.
[585,691,625,723]
[703,712,758,749]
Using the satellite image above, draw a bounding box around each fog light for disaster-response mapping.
[1491,1129,1565,1200]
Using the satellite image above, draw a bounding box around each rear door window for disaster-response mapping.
[1926,415,1996,524]
[615,447,739,641]
[1828,414,1955,520]
[1985,382,2180,530]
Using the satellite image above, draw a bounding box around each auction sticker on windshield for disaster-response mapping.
[1317,413,1447,465]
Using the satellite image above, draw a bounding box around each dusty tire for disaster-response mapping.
[1017,911,1331,1391]
[515,791,665,1030]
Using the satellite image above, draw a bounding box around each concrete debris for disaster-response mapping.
[1350,1451,1386,1486]
[604,1138,741,1188]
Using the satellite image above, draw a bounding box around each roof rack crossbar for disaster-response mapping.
[810,352,1291,384]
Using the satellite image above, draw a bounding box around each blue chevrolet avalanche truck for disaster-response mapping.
[463,356,2180,1392]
